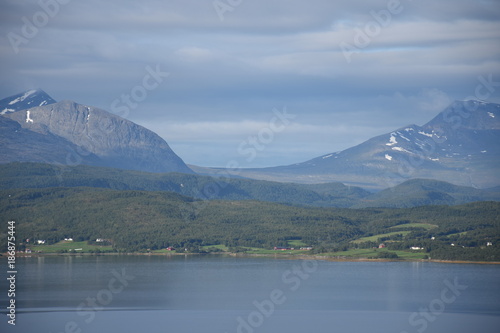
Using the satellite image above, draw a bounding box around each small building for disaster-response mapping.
[64,238,73,242]
[96,238,105,243]
[166,247,175,251]
[37,240,46,245]
[378,243,386,249]
[410,247,423,250]
[487,242,493,246]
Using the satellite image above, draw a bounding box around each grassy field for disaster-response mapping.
[351,231,411,244]
[228,247,427,260]
[154,244,230,253]
[447,231,468,237]
[321,248,428,260]
[29,241,113,253]
[201,244,230,251]
[287,240,309,247]
[26,241,428,260]
[390,223,438,230]
[236,247,312,255]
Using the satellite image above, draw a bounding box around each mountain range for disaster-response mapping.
[0,89,499,194]
[237,100,500,190]
[1,162,499,209]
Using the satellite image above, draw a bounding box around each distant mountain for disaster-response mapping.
[0,89,56,114]
[0,116,103,166]
[238,100,500,189]
[0,162,370,208]
[354,178,500,208]
[0,97,192,174]
[1,162,498,208]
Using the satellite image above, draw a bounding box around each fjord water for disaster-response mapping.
[1,255,499,333]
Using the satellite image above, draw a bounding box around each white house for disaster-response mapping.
[37,240,46,245]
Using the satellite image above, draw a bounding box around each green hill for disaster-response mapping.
[2,163,499,209]
[1,187,499,261]
[354,179,500,208]
[0,162,370,207]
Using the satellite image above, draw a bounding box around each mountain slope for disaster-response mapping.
[238,100,500,189]
[1,162,498,208]
[1,99,193,174]
[0,162,370,208]
[0,89,56,114]
[354,178,500,208]
[0,116,103,166]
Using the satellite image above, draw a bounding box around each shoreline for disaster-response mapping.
[4,251,500,265]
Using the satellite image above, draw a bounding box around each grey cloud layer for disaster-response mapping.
[1,0,499,167]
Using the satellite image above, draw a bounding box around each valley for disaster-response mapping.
[1,90,499,262]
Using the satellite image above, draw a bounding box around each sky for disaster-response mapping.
[1,0,499,168]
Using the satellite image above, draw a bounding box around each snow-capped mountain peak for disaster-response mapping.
[0,89,56,115]
[238,100,500,189]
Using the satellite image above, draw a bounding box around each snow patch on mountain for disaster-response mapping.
[418,131,433,138]
[398,132,411,141]
[386,134,398,146]
[0,89,57,115]
[392,146,412,154]
[25,110,33,123]
[1,108,15,115]
[8,90,37,105]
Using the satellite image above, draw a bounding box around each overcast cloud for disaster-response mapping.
[1,0,499,167]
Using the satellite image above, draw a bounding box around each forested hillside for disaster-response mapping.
[1,187,499,261]
[1,162,499,208]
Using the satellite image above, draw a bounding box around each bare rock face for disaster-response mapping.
[3,100,193,174]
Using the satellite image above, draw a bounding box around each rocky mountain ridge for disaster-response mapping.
[0,91,192,174]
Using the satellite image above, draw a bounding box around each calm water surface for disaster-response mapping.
[1,255,499,333]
